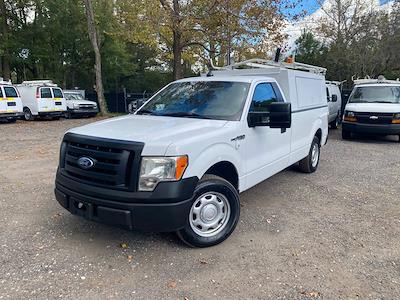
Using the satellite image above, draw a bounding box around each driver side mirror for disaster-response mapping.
[248,102,291,129]
[331,94,338,102]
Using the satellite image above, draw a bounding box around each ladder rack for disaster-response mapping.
[353,78,400,85]
[0,77,12,85]
[210,58,326,75]
[20,80,57,86]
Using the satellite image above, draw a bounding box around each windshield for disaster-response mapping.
[349,86,400,104]
[138,81,250,120]
[65,93,84,100]
[52,88,64,98]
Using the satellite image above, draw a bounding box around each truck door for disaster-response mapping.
[0,87,5,113]
[244,82,291,186]
[38,87,54,112]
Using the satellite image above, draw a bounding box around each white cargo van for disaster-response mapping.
[55,59,328,247]
[342,77,400,141]
[16,80,67,120]
[326,81,343,129]
[0,78,23,123]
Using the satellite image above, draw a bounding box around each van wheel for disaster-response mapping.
[342,129,351,140]
[298,136,320,173]
[177,174,240,248]
[330,112,340,129]
[23,108,34,121]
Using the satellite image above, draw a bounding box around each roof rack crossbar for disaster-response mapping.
[210,58,326,75]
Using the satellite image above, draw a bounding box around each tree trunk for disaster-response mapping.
[172,30,183,80]
[0,0,11,81]
[83,0,108,115]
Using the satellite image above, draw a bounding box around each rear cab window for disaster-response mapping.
[52,88,64,98]
[4,86,18,98]
[41,87,53,98]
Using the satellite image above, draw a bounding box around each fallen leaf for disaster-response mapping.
[199,260,208,265]
[127,255,133,262]
[167,281,177,288]
[120,243,128,249]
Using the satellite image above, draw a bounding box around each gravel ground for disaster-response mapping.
[0,117,399,300]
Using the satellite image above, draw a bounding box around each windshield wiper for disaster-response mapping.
[160,112,212,119]
[136,109,155,115]
[370,101,396,103]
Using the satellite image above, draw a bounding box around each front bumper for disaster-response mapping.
[69,108,98,116]
[342,121,400,135]
[55,171,198,232]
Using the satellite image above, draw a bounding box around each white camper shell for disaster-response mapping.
[55,58,329,247]
[16,80,67,120]
[0,77,24,123]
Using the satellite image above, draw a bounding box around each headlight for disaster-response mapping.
[138,156,188,191]
[343,111,357,122]
[392,113,400,124]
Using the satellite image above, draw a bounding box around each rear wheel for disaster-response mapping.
[342,129,351,140]
[177,174,240,248]
[298,136,320,173]
[23,107,34,121]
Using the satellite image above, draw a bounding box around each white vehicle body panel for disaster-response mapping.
[16,83,67,115]
[68,67,328,193]
[65,99,98,109]
[0,84,23,115]
[326,83,342,123]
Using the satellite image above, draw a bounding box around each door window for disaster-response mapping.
[250,83,278,112]
[4,87,18,98]
[41,88,52,98]
[0,88,3,98]
[52,88,63,98]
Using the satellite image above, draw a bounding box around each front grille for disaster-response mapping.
[79,104,95,109]
[60,133,144,191]
[355,112,394,124]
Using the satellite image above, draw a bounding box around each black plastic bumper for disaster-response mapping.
[343,122,400,135]
[55,172,198,232]
[70,109,98,116]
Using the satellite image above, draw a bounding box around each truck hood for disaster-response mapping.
[345,102,400,113]
[67,115,228,155]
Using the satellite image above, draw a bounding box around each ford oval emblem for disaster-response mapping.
[78,157,95,169]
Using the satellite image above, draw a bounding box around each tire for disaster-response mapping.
[298,136,320,173]
[330,112,340,129]
[177,174,240,248]
[342,129,351,140]
[23,107,34,121]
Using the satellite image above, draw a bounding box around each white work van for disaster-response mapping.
[16,80,67,120]
[0,78,23,123]
[326,81,343,129]
[54,59,328,247]
[342,77,400,141]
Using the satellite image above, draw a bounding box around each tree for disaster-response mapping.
[83,0,108,115]
[295,30,327,66]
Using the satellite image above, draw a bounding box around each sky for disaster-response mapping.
[294,0,392,16]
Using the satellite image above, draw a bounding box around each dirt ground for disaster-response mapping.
[0,117,399,300]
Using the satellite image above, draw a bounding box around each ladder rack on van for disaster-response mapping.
[19,80,57,87]
[210,58,327,75]
[0,77,12,85]
[353,78,400,85]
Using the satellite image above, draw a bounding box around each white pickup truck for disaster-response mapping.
[55,59,328,247]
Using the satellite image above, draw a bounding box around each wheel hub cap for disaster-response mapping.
[189,192,231,237]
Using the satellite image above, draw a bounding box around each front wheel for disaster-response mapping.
[330,112,341,129]
[177,175,240,248]
[298,136,320,173]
